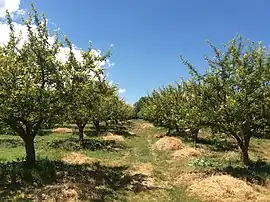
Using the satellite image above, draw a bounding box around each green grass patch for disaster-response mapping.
[1,120,269,201]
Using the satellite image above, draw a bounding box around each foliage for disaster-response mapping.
[136,36,270,165]
[88,81,133,131]
[188,157,225,168]
[0,5,68,165]
[188,36,270,165]
[134,96,151,117]
[0,121,14,135]
[0,3,132,164]
[63,36,110,143]
[136,82,204,145]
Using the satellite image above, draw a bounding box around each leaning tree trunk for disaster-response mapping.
[23,136,36,165]
[4,119,39,166]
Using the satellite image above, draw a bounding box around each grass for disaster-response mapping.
[0,120,270,201]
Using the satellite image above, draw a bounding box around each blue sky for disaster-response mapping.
[6,0,270,104]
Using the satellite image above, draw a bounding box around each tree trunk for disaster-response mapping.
[166,127,171,136]
[239,136,251,166]
[75,118,87,145]
[191,128,199,148]
[94,120,100,133]
[78,126,84,145]
[23,136,36,165]
[4,119,39,166]
[240,146,250,166]
[105,121,109,131]
[175,124,180,133]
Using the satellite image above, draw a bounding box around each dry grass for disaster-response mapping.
[152,137,184,151]
[52,128,73,133]
[127,163,169,191]
[129,163,153,176]
[140,123,154,129]
[250,139,270,161]
[174,172,208,186]
[187,175,269,202]
[102,132,125,142]
[62,152,99,165]
[103,132,115,136]
[127,163,156,191]
[36,183,79,202]
[172,148,203,159]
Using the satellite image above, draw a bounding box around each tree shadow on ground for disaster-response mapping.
[0,139,24,148]
[84,130,136,138]
[170,131,237,152]
[169,131,190,140]
[83,125,136,138]
[125,120,135,127]
[217,160,270,186]
[48,137,127,151]
[197,138,238,152]
[109,124,128,131]
[106,130,136,138]
[0,159,162,201]
[87,125,129,132]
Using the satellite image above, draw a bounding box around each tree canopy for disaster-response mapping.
[0,6,67,164]
[0,5,131,165]
[135,36,270,165]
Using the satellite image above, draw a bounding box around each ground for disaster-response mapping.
[0,120,269,201]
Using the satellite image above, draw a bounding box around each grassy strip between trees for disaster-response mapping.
[0,120,269,201]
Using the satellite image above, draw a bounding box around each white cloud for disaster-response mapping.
[0,21,108,70]
[0,22,11,44]
[0,0,21,18]
[0,1,123,100]
[0,1,111,81]
[0,21,28,46]
[10,8,26,20]
[118,88,126,94]
[55,45,107,70]
[14,9,25,15]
